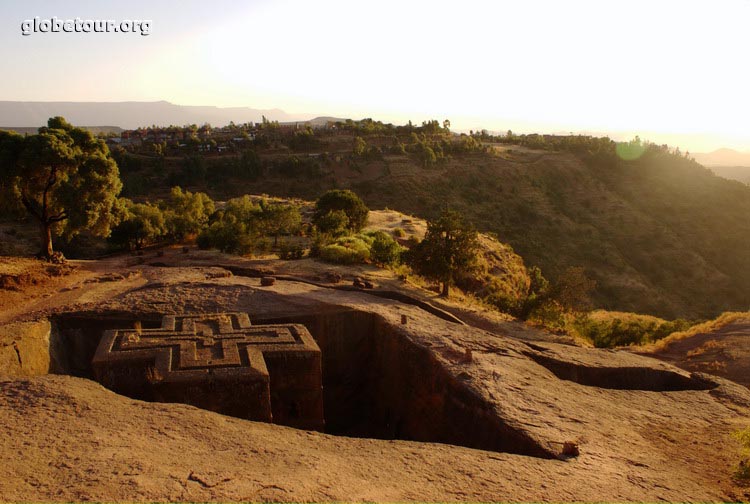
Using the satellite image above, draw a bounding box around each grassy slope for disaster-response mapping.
[348,148,750,318]
[119,137,750,319]
[710,165,750,185]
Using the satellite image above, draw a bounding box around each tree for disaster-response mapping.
[159,186,214,241]
[407,209,481,297]
[314,209,350,236]
[369,231,403,266]
[196,194,258,255]
[256,200,302,246]
[109,200,166,250]
[417,143,438,167]
[197,214,254,255]
[313,189,369,233]
[0,117,123,259]
[0,130,25,216]
[353,137,367,157]
[550,266,596,312]
[518,265,551,318]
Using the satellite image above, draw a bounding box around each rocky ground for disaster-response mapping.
[1,249,750,502]
[641,318,750,389]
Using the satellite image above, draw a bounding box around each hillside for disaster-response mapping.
[109,126,750,319]
[709,166,750,185]
[352,146,750,319]
[6,119,749,320]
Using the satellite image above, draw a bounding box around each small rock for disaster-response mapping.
[260,276,276,286]
[48,251,66,264]
[562,441,579,457]
[182,246,190,254]
[363,280,374,289]
[205,269,232,279]
[98,273,125,282]
[325,272,342,284]
[353,277,365,288]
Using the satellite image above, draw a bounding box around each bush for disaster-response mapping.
[109,200,166,250]
[485,290,523,316]
[195,194,261,254]
[572,313,691,348]
[527,300,567,332]
[314,209,350,236]
[368,231,403,266]
[255,237,272,253]
[313,189,369,233]
[197,217,254,255]
[160,187,214,241]
[732,427,750,481]
[319,236,371,264]
[256,201,302,244]
[279,241,305,260]
[392,227,406,238]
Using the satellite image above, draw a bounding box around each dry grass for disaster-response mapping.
[644,311,750,352]
[364,209,426,240]
[686,339,724,358]
[586,309,668,325]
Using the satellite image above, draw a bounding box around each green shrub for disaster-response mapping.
[369,231,404,266]
[392,227,406,238]
[109,200,166,250]
[279,241,305,260]
[343,233,374,247]
[315,209,350,236]
[197,217,254,255]
[527,300,567,332]
[255,237,272,253]
[313,189,369,233]
[320,243,368,264]
[485,290,523,316]
[572,314,691,348]
[160,186,215,241]
[732,427,750,481]
[319,236,371,264]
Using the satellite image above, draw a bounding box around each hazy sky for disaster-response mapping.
[2,0,749,151]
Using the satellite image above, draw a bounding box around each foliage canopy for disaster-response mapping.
[407,209,481,297]
[0,116,123,258]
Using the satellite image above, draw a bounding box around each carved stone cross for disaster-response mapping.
[92,312,324,430]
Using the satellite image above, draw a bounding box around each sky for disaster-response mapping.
[2,0,749,152]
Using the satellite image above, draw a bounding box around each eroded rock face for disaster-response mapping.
[92,312,324,431]
[0,320,54,377]
[2,269,750,501]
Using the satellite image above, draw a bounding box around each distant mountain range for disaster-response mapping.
[690,149,750,184]
[692,148,750,167]
[0,100,319,130]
